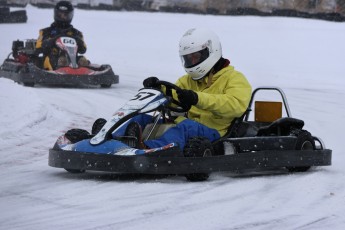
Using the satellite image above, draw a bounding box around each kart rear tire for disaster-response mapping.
[65,168,85,173]
[287,130,315,172]
[183,137,214,182]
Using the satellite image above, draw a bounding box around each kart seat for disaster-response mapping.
[220,112,259,138]
[256,117,304,136]
[228,121,259,137]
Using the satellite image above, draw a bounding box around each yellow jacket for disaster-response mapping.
[174,65,252,136]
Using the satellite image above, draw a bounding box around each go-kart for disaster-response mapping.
[0,37,119,87]
[48,81,332,181]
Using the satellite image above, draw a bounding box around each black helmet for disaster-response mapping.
[54,1,74,26]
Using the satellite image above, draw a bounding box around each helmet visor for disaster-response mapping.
[55,9,73,23]
[181,47,209,68]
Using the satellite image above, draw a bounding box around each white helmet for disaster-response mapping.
[179,28,222,80]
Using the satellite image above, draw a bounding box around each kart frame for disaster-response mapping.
[48,86,332,177]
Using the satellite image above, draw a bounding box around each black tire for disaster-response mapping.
[63,129,89,174]
[65,128,91,144]
[64,168,85,173]
[183,137,214,182]
[91,118,107,135]
[287,130,315,172]
[23,82,34,87]
[100,84,111,88]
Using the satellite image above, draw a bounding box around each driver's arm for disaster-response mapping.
[36,29,52,55]
[72,30,87,54]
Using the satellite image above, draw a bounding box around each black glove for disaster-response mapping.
[177,89,198,107]
[43,33,62,46]
[41,37,58,51]
[143,76,159,88]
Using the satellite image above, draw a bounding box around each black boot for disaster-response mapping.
[124,122,145,149]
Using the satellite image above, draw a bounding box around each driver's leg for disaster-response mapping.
[77,56,90,67]
[43,56,53,70]
[111,114,158,137]
[57,56,68,68]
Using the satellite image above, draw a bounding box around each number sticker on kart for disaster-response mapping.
[127,89,161,106]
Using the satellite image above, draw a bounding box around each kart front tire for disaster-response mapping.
[65,129,91,143]
[23,82,34,87]
[100,84,111,88]
[183,137,214,182]
[287,130,315,172]
[65,168,85,173]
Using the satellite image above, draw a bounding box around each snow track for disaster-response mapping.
[0,5,344,230]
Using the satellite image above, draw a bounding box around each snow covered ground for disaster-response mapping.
[1,5,345,230]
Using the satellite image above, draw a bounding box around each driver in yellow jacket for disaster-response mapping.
[173,62,251,137]
[116,28,252,150]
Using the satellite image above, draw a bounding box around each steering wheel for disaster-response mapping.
[156,80,191,113]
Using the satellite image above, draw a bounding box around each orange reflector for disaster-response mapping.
[255,101,282,122]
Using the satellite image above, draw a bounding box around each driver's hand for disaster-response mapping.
[177,89,198,107]
[143,76,159,88]
[42,37,58,49]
